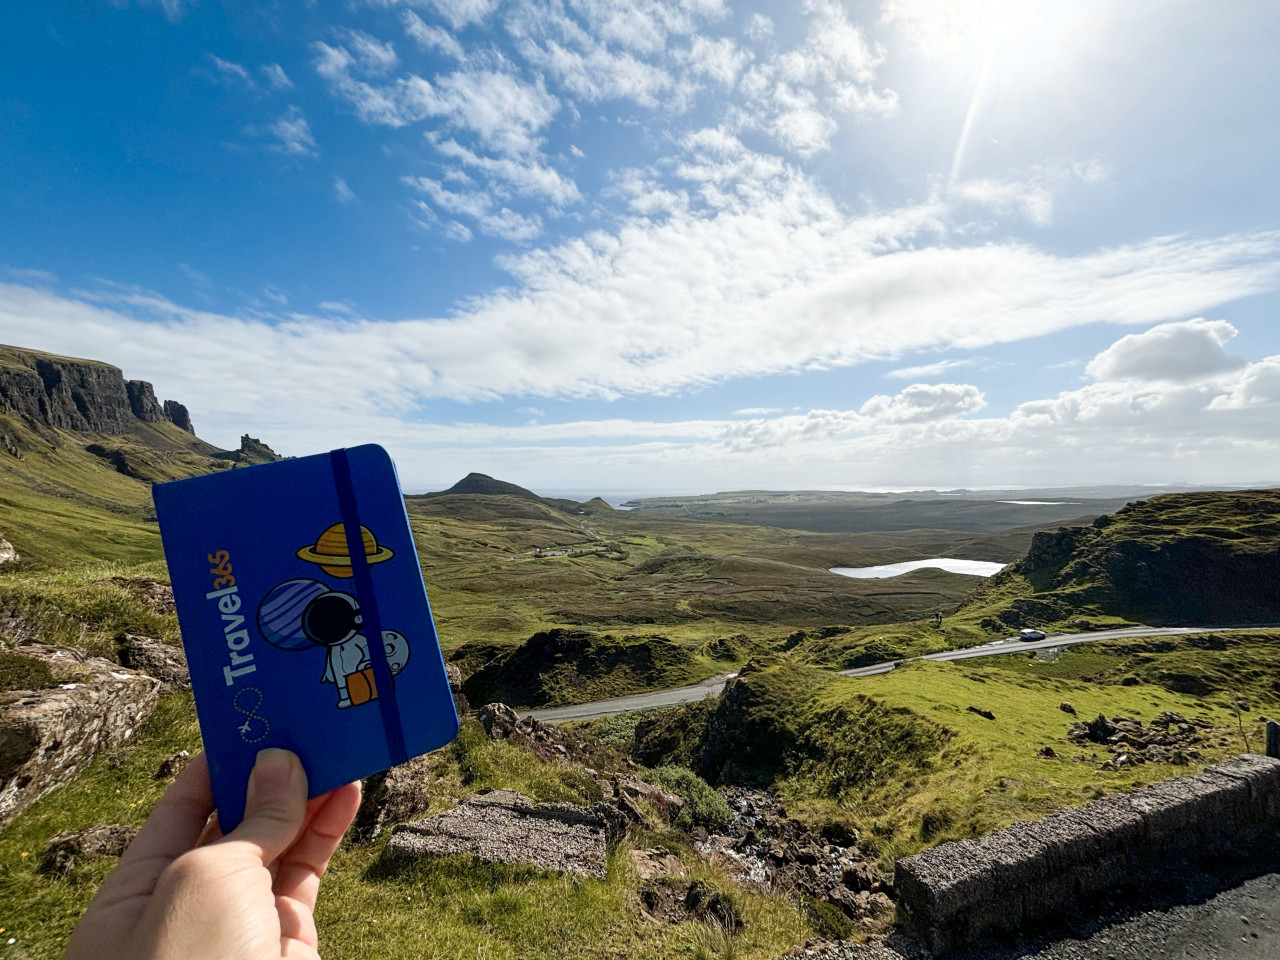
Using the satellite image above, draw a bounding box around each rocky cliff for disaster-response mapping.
[972,489,1280,626]
[0,345,195,436]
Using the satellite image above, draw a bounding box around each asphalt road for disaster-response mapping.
[524,623,1279,723]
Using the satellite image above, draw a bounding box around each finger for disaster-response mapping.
[83,753,215,912]
[117,752,215,869]
[273,781,362,909]
[277,892,319,950]
[214,748,308,866]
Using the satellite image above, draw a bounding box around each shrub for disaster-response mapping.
[644,765,731,832]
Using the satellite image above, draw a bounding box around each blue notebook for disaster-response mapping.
[153,444,459,830]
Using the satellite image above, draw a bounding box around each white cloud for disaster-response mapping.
[339,28,400,74]
[312,42,559,158]
[1085,318,1246,382]
[262,63,293,89]
[745,13,774,43]
[888,357,986,379]
[406,180,542,241]
[950,177,1055,227]
[177,262,211,286]
[678,35,749,88]
[210,55,252,85]
[736,0,897,156]
[268,106,318,157]
[334,176,357,203]
[443,220,474,243]
[402,11,464,59]
[433,139,581,205]
[425,0,499,31]
[5,278,1280,488]
[733,407,782,416]
[129,0,195,24]
[1209,358,1280,410]
[860,383,986,422]
[950,161,1110,226]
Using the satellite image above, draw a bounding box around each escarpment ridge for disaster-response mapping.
[0,344,194,436]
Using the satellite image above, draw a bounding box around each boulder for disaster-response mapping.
[0,537,17,566]
[40,823,137,876]
[478,702,520,739]
[445,663,470,715]
[0,644,160,826]
[381,788,608,880]
[617,776,685,821]
[154,750,191,780]
[353,754,433,841]
[119,635,189,691]
[632,847,688,880]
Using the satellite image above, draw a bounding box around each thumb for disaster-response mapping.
[219,748,308,865]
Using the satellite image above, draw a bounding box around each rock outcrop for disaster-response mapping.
[40,823,137,876]
[699,788,893,928]
[0,643,161,826]
[381,788,610,879]
[0,536,17,565]
[353,754,433,841]
[163,400,193,433]
[0,344,195,436]
[119,635,190,691]
[476,701,627,774]
[125,380,164,422]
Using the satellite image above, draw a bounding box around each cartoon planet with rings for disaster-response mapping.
[295,523,394,578]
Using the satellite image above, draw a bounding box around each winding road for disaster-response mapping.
[524,623,1280,722]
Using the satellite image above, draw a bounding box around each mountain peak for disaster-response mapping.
[429,472,544,501]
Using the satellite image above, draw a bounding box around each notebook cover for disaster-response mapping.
[153,444,459,830]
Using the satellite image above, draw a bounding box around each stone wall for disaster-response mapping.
[894,754,1280,955]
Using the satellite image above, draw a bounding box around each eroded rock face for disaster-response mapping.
[353,754,433,841]
[0,644,161,826]
[0,537,18,566]
[163,400,194,433]
[126,380,164,422]
[381,788,609,880]
[119,635,189,691]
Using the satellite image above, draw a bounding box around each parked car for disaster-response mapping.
[1018,628,1048,641]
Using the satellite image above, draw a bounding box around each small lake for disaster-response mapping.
[830,559,1007,579]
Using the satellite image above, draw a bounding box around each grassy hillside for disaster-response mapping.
[0,690,811,960]
[960,489,1280,629]
[629,630,1280,863]
[625,490,1131,534]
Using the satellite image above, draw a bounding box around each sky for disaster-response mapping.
[2,0,1279,495]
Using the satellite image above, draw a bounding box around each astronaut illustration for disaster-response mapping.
[258,576,411,709]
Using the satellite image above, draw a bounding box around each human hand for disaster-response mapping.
[64,749,361,960]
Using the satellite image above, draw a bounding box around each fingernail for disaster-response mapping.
[250,748,294,799]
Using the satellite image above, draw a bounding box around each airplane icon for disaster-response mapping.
[239,720,255,737]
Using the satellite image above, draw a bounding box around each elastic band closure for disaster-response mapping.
[331,448,408,767]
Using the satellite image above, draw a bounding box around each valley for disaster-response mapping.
[2,343,1280,959]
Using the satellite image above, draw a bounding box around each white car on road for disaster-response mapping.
[1018,628,1048,641]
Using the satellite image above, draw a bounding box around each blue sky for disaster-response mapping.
[2,0,1279,494]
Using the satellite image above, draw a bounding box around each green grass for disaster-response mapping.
[0,561,178,661]
[0,702,812,960]
[631,632,1280,866]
